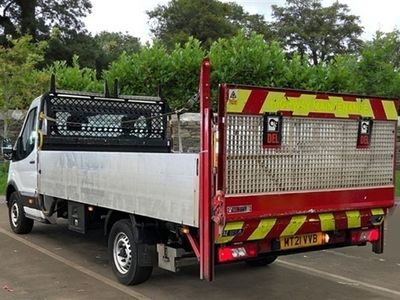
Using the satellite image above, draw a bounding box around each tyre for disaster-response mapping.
[245,255,277,267]
[8,192,34,234]
[108,219,153,285]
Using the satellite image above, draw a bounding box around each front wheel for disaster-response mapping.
[245,255,277,267]
[8,192,34,234]
[108,219,153,285]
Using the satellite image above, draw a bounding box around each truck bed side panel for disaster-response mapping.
[38,151,199,227]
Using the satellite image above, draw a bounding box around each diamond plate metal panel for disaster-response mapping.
[225,115,395,195]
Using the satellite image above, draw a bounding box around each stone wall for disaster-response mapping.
[170,113,200,153]
[0,110,26,141]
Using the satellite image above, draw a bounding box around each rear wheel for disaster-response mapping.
[108,219,153,285]
[8,192,34,234]
[245,255,277,267]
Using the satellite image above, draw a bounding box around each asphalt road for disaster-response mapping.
[0,198,399,300]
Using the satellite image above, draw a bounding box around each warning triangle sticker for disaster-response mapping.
[228,89,238,102]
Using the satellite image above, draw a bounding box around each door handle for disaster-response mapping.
[29,160,35,164]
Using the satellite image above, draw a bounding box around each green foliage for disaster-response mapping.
[3,30,400,113]
[355,31,400,97]
[167,38,205,108]
[210,31,286,88]
[105,38,204,108]
[43,56,102,92]
[0,162,8,195]
[105,42,170,97]
[44,29,101,70]
[272,0,363,65]
[44,29,141,74]
[102,31,400,109]
[323,55,361,93]
[0,36,48,110]
[147,0,272,49]
[0,36,47,138]
[95,31,141,57]
[0,0,92,44]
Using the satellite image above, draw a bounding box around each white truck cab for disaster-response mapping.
[3,97,43,233]
[8,97,40,197]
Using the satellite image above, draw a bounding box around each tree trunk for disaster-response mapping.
[16,0,37,38]
[3,118,8,139]
[311,50,319,65]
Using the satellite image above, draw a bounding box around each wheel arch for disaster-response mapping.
[6,181,18,207]
[104,210,161,244]
[104,210,130,237]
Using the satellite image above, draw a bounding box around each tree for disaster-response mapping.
[104,42,170,98]
[209,31,287,88]
[147,0,272,49]
[355,31,400,97]
[0,0,92,45]
[104,38,204,109]
[44,30,141,75]
[94,31,141,73]
[271,0,363,65]
[42,55,102,92]
[44,29,101,70]
[0,36,47,138]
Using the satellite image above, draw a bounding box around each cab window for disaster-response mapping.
[16,108,37,160]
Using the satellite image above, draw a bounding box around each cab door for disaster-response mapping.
[9,105,39,197]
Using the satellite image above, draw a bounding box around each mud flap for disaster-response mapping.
[137,243,157,267]
[372,223,384,254]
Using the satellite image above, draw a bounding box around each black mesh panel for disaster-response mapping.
[43,94,169,152]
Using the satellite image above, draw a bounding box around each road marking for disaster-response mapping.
[323,249,363,260]
[0,227,152,300]
[277,259,400,298]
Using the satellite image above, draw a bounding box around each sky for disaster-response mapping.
[84,0,400,43]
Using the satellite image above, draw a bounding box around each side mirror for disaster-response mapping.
[2,138,13,161]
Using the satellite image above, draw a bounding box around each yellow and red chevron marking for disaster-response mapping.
[215,208,385,244]
[226,87,398,120]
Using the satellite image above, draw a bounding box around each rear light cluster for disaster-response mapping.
[218,243,258,263]
[351,228,380,244]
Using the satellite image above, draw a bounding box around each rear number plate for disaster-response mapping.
[280,233,323,250]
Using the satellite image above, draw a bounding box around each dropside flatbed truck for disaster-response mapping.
[2,58,398,285]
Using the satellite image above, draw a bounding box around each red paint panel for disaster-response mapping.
[296,214,321,235]
[343,95,357,102]
[307,112,336,118]
[268,218,291,238]
[348,114,361,119]
[225,187,394,222]
[334,211,348,230]
[199,58,214,281]
[316,93,329,100]
[242,89,268,114]
[285,91,302,97]
[231,220,259,243]
[279,111,293,117]
[361,213,371,228]
[370,100,387,120]
[394,100,400,111]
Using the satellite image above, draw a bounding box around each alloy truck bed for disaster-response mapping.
[37,91,199,226]
[39,151,199,226]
